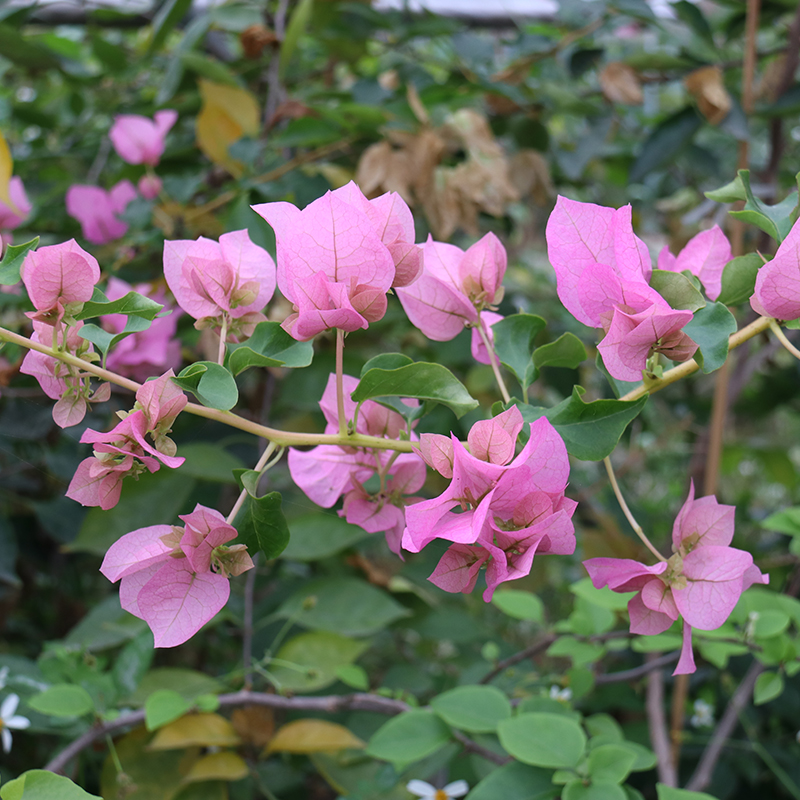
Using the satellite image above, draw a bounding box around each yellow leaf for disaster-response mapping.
[148,713,241,750]
[266,720,365,754]
[0,129,17,212]
[182,751,249,783]
[195,79,260,178]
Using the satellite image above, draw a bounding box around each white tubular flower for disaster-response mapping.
[406,779,470,800]
[1,694,31,753]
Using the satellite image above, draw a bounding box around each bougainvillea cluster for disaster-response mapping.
[9,165,783,660]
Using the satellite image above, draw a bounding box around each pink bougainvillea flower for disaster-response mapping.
[109,110,178,166]
[584,482,769,675]
[546,196,698,381]
[252,183,407,340]
[21,239,100,324]
[405,407,576,599]
[66,371,187,509]
[657,225,731,301]
[396,234,506,361]
[19,319,106,428]
[103,277,181,381]
[163,230,275,338]
[0,176,32,231]
[100,505,253,647]
[66,181,137,245]
[751,216,800,321]
[138,174,163,200]
[288,373,424,553]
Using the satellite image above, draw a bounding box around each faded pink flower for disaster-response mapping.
[138,174,163,200]
[396,234,506,361]
[406,407,576,599]
[100,504,253,647]
[103,277,181,381]
[21,239,100,324]
[287,373,424,554]
[66,181,137,245]
[163,230,275,339]
[109,110,178,166]
[66,371,187,509]
[546,196,697,381]
[657,225,732,301]
[584,482,769,675]
[0,177,32,231]
[19,319,105,428]
[252,183,411,340]
[751,216,800,321]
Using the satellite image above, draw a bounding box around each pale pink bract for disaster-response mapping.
[66,181,137,245]
[0,177,32,231]
[109,110,178,166]
[657,225,732,301]
[751,216,800,321]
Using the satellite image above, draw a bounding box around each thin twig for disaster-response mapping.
[685,661,764,791]
[264,0,291,126]
[770,320,800,361]
[451,730,510,766]
[476,316,511,404]
[646,655,678,787]
[479,634,557,684]
[604,456,666,562]
[595,651,680,684]
[242,553,261,690]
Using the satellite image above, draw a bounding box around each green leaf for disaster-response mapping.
[498,712,586,768]
[586,744,638,784]
[277,577,410,637]
[149,0,193,53]
[334,664,370,691]
[466,762,558,800]
[63,595,146,651]
[366,710,451,768]
[78,316,151,365]
[571,578,634,611]
[716,254,762,306]
[279,0,313,80]
[656,786,720,800]
[431,685,512,733]
[754,670,784,705]
[28,684,95,718]
[127,668,223,706]
[761,506,800,536]
[234,491,290,560]
[145,689,193,731]
[532,333,587,370]
[706,174,746,203]
[491,590,545,622]
[492,313,547,393]
[515,388,648,461]
[172,361,238,410]
[682,302,737,373]
[595,352,642,399]
[226,321,314,375]
[630,108,702,183]
[360,353,414,375]
[280,514,370,561]
[672,0,715,45]
[563,781,627,800]
[649,270,706,312]
[353,361,478,419]
[547,636,606,667]
[727,169,799,243]
[0,236,38,285]
[76,289,164,321]
[156,14,212,104]
[0,770,102,800]
[270,631,368,692]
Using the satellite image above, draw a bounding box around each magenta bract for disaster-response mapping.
[66,182,137,245]
[109,110,178,166]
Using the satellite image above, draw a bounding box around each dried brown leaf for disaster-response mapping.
[684,66,731,125]
[599,62,643,105]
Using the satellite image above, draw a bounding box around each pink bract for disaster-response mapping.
[163,230,276,324]
[21,239,100,322]
[109,110,178,166]
[252,183,408,340]
[584,482,769,675]
[657,225,731,301]
[100,505,250,647]
[66,181,137,245]
[138,174,163,200]
[0,177,32,230]
[751,216,800,320]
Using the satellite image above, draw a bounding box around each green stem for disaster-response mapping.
[0,325,414,452]
[336,328,347,437]
[604,456,666,562]
[770,319,800,361]
[226,442,278,525]
[217,315,229,366]
[476,315,511,404]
